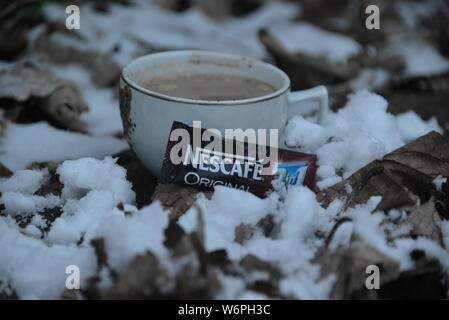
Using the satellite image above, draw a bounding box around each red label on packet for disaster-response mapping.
[159,121,317,197]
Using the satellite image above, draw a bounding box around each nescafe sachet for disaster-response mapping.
[159,121,317,197]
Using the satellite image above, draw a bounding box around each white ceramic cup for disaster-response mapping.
[119,50,328,176]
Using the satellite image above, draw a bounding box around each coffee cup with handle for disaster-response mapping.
[119,50,328,175]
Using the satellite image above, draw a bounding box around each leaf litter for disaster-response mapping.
[0,62,89,132]
[1,0,449,300]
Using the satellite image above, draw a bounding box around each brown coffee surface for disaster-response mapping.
[140,72,276,100]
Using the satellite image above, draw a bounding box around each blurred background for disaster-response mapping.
[1,0,448,128]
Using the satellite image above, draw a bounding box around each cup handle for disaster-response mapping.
[287,85,328,125]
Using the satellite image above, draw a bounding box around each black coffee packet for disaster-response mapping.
[159,121,317,197]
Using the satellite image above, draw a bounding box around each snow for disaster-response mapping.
[93,201,169,272]
[396,111,441,143]
[0,216,97,299]
[349,69,391,91]
[0,169,46,194]
[43,1,299,62]
[281,186,322,240]
[433,175,447,192]
[317,176,343,190]
[1,0,448,300]
[57,157,135,204]
[1,192,61,216]
[391,40,449,77]
[178,184,343,299]
[396,1,443,28]
[0,97,447,298]
[0,156,170,299]
[285,90,442,183]
[47,157,135,245]
[269,22,361,64]
[0,90,444,300]
[285,116,328,150]
[0,122,127,170]
[0,167,63,216]
[180,187,275,257]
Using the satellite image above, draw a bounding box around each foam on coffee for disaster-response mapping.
[140,72,276,101]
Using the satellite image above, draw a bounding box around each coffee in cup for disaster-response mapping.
[140,72,276,101]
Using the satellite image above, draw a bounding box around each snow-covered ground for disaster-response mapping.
[1,0,448,299]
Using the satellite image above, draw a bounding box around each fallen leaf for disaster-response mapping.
[101,251,169,299]
[395,201,444,246]
[30,161,63,197]
[234,214,275,245]
[164,204,221,299]
[435,178,449,220]
[239,254,283,281]
[152,183,212,220]
[258,26,403,103]
[163,219,195,256]
[33,29,121,88]
[152,0,194,13]
[0,163,12,178]
[259,28,353,90]
[0,62,89,132]
[318,131,449,212]
[234,223,253,244]
[0,62,67,101]
[379,250,447,299]
[238,254,287,299]
[314,233,400,299]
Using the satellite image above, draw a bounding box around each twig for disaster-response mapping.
[324,217,353,248]
[338,165,384,215]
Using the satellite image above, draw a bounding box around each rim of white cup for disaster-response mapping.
[121,50,291,106]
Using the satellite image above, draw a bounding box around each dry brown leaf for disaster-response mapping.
[234,215,275,245]
[435,178,449,220]
[379,249,447,299]
[259,28,353,90]
[101,251,169,299]
[164,220,195,256]
[84,210,219,300]
[239,254,283,281]
[0,62,89,132]
[152,183,212,220]
[196,0,268,20]
[0,62,66,101]
[29,161,63,197]
[0,163,12,178]
[314,233,400,299]
[318,131,449,212]
[33,30,121,88]
[258,27,403,97]
[162,205,221,299]
[173,261,221,299]
[395,201,444,246]
[234,223,254,244]
[152,0,191,12]
[238,254,287,299]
